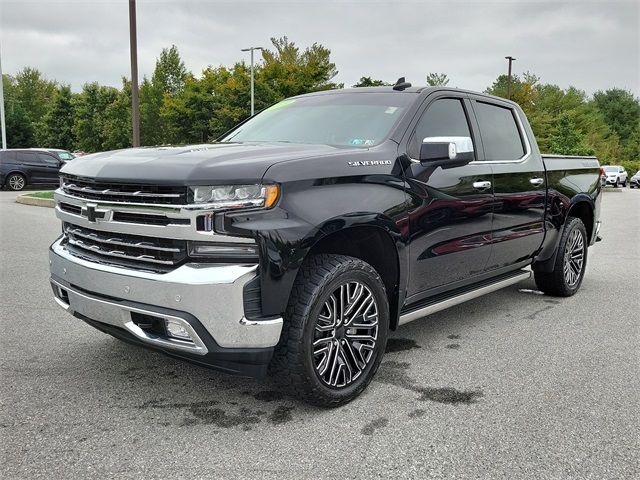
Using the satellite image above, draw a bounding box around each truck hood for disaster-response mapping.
[60,143,344,185]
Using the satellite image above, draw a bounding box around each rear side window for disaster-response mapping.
[16,152,39,164]
[410,98,473,158]
[474,101,525,160]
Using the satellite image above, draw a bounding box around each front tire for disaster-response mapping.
[7,173,26,191]
[534,216,588,297]
[270,254,389,407]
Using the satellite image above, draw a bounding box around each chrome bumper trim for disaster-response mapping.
[49,238,283,348]
[51,279,209,355]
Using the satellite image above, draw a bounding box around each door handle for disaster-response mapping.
[472,181,492,191]
[529,177,544,187]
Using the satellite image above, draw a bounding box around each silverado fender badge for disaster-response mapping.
[347,160,392,167]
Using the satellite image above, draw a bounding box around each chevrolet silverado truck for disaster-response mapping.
[49,84,602,407]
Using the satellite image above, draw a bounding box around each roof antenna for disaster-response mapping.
[393,77,411,91]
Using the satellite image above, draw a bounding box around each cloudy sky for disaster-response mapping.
[1,0,638,95]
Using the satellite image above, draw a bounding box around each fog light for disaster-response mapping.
[165,319,193,341]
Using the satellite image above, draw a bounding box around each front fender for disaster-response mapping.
[220,177,409,317]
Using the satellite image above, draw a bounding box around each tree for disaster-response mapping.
[37,85,75,149]
[353,77,389,87]
[101,79,132,150]
[13,67,56,124]
[592,89,640,144]
[152,45,188,97]
[2,74,35,147]
[426,72,449,87]
[140,46,188,145]
[549,114,594,156]
[161,72,218,143]
[139,76,164,145]
[5,101,35,148]
[73,83,119,152]
[260,36,342,100]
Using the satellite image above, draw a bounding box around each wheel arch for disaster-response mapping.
[304,224,403,330]
[534,196,594,273]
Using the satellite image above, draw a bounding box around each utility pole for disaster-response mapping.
[241,46,263,116]
[0,39,6,149]
[129,0,140,146]
[505,56,516,100]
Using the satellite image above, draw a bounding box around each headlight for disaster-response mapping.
[189,184,279,209]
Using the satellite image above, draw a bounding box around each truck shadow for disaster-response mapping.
[52,279,551,431]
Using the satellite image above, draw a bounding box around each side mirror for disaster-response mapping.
[420,136,474,167]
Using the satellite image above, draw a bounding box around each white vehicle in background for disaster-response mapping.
[602,165,628,187]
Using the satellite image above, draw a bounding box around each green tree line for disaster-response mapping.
[2,37,639,173]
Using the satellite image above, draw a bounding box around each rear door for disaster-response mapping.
[403,93,494,301]
[36,152,62,183]
[468,97,546,271]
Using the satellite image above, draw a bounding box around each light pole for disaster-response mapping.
[129,0,140,146]
[505,56,516,100]
[241,46,263,116]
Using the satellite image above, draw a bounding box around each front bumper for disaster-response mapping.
[49,237,283,376]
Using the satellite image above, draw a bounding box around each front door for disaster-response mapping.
[403,96,494,302]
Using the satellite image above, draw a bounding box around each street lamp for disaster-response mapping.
[241,46,263,116]
[505,56,516,100]
[129,0,140,147]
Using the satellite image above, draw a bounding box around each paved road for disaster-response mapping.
[1,189,638,479]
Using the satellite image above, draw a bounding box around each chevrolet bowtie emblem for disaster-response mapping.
[81,204,108,223]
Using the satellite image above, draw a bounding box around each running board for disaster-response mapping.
[398,270,531,326]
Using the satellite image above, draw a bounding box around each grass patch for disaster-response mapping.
[25,191,55,199]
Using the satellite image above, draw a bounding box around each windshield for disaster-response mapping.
[56,151,75,161]
[222,92,413,147]
[603,166,618,172]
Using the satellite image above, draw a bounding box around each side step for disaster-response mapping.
[398,270,531,326]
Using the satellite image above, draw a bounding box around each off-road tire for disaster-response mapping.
[269,254,389,407]
[534,216,588,297]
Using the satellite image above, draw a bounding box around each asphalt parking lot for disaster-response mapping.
[1,188,638,479]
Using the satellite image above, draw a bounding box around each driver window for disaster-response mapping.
[410,98,473,158]
[38,153,59,165]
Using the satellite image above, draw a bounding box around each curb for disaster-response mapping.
[16,194,55,208]
[602,188,624,193]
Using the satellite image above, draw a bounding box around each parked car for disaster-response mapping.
[630,171,640,189]
[602,165,628,187]
[49,84,602,407]
[0,149,65,191]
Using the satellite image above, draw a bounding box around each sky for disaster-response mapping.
[1,0,639,96]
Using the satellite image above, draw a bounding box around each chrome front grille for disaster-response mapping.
[63,223,187,272]
[61,175,187,205]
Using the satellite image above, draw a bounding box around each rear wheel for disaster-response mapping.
[270,254,389,407]
[7,173,26,191]
[534,216,588,296]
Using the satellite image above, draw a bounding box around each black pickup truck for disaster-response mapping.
[49,84,602,406]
